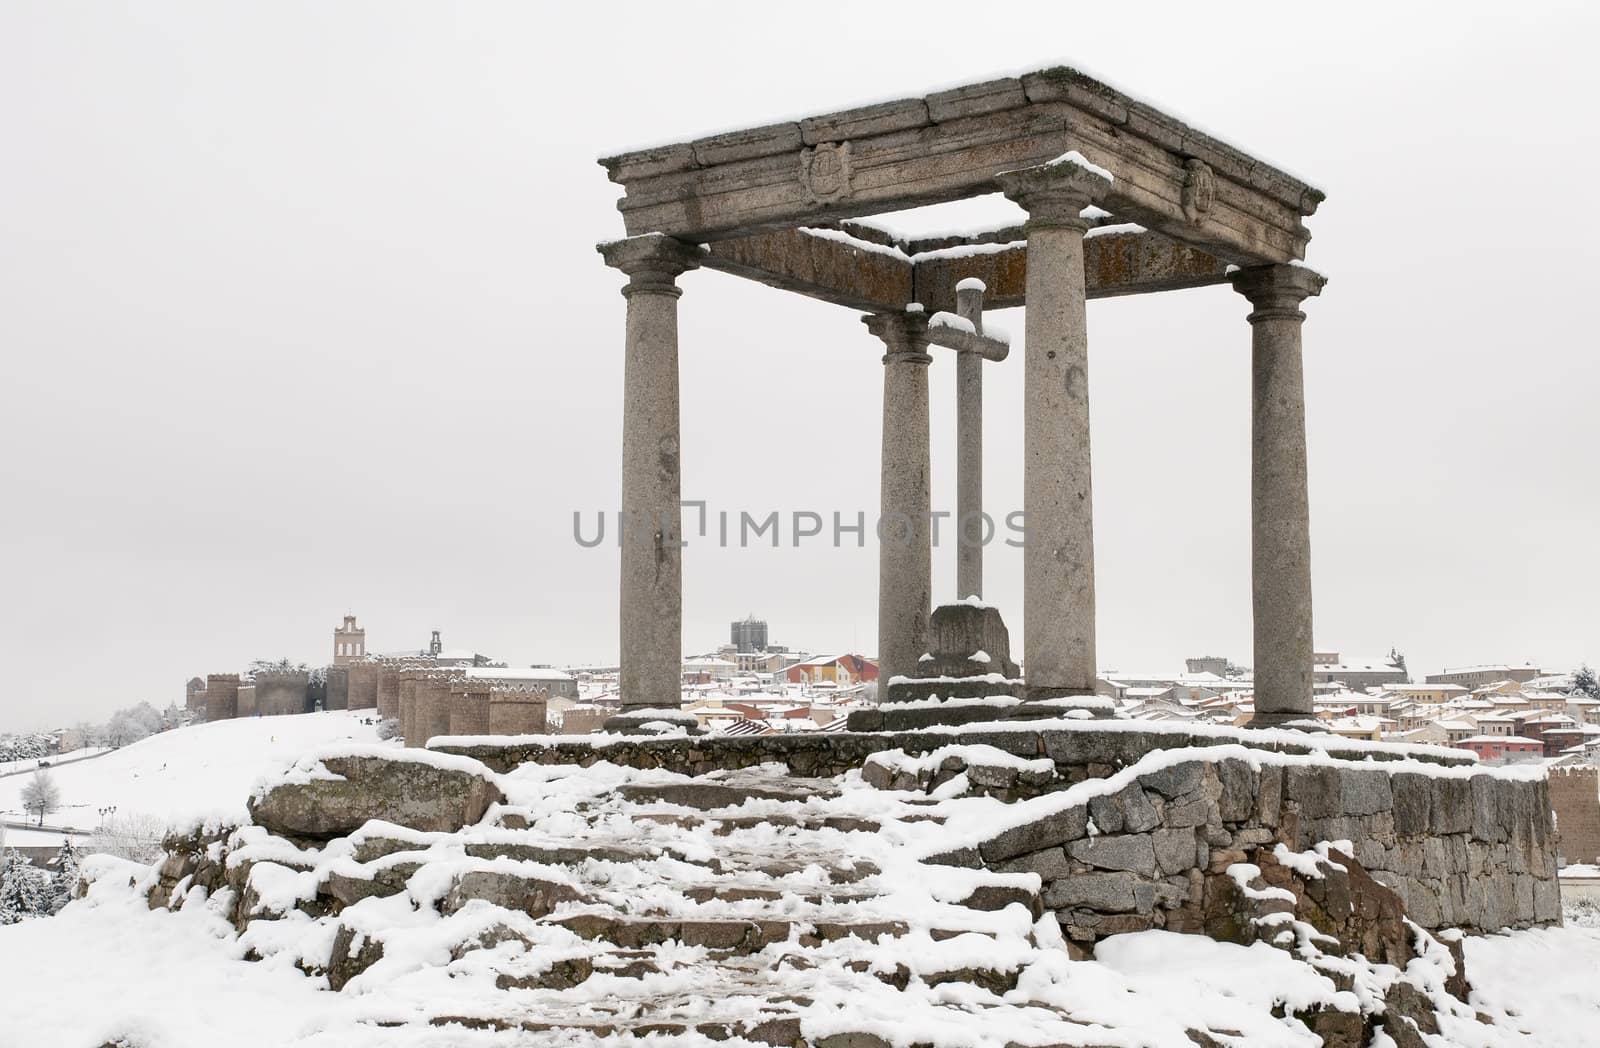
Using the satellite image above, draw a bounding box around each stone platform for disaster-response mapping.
[126,724,1561,1044]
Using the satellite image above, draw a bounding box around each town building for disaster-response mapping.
[786,654,879,687]
[1425,664,1543,689]
[1455,735,1544,763]
[730,616,769,653]
[1311,651,1408,690]
[333,616,366,666]
[1378,683,1468,705]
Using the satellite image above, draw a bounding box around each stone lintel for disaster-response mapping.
[701,227,1231,315]
[599,66,1323,264]
[701,228,910,313]
[918,231,1232,312]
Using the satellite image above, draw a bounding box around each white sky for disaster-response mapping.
[2,2,1597,731]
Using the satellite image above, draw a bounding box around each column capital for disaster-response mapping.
[598,233,701,295]
[997,158,1113,231]
[863,310,932,365]
[1230,263,1326,321]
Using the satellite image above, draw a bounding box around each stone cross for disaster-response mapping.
[924,280,1007,602]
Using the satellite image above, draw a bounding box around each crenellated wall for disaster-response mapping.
[205,674,240,722]
[254,670,310,717]
[1551,766,1600,867]
[325,666,349,712]
[346,661,382,711]
[488,685,547,736]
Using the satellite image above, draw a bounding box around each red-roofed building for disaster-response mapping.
[786,654,879,686]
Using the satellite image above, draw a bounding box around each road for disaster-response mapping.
[0,746,114,780]
[1,818,89,837]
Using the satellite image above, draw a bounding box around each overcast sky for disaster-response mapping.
[2,2,1597,732]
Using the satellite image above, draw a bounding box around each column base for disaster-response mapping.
[602,708,704,736]
[1245,712,1324,732]
[1009,686,1116,720]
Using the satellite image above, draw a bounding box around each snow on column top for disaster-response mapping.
[1044,150,1114,183]
[955,277,988,293]
[928,312,976,334]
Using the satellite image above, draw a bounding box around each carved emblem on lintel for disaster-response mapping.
[1182,158,1215,223]
[802,142,853,203]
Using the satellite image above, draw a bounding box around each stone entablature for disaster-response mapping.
[600,66,1323,264]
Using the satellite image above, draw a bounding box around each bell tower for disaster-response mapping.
[429,629,443,656]
[334,615,366,666]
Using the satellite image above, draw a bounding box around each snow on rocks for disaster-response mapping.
[0,726,1573,1046]
[248,746,503,839]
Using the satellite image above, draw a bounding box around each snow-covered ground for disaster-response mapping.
[0,712,387,836]
[2,848,1599,1046]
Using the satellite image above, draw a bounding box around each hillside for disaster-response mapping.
[0,711,388,837]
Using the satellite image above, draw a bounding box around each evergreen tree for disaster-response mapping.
[1574,664,1600,699]
[0,849,51,923]
[49,839,80,914]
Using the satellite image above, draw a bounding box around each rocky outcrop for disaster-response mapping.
[247,750,501,840]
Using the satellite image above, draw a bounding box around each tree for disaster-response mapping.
[48,839,79,914]
[88,812,167,864]
[105,702,163,748]
[0,849,51,924]
[20,769,60,827]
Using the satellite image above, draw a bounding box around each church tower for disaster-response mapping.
[334,615,366,666]
[429,629,442,656]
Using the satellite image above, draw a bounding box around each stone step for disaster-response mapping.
[428,1013,808,1045]
[549,913,910,952]
[615,779,834,810]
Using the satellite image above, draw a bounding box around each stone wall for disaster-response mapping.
[431,724,1557,938]
[894,747,1559,939]
[377,663,402,722]
[1551,766,1600,866]
[488,687,546,736]
[398,673,421,742]
[450,680,491,737]
[409,673,457,748]
[205,674,240,722]
[237,683,257,718]
[255,670,309,717]
[325,666,349,712]
[346,662,381,712]
[433,722,1475,777]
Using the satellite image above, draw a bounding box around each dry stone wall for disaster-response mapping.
[874,745,1559,939]
[434,725,1558,939]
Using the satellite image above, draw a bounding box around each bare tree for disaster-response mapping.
[87,812,167,864]
[20,769,61,827]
